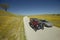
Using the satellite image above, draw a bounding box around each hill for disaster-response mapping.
[0,10,16,16]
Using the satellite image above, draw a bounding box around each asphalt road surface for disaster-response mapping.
[23,16,60,40]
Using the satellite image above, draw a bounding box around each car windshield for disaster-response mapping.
[40,20,48,22]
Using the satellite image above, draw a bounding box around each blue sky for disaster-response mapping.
[0,0,60,15]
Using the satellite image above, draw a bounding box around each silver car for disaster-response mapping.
[39,20,53,27]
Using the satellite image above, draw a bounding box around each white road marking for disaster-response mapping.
[23,16,60,40]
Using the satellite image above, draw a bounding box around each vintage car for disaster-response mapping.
[29,18,44,31]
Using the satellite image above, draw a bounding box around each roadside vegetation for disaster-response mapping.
[0,10,26,40]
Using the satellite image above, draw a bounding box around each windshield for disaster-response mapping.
[40,20,48,22]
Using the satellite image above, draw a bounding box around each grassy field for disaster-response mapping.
[0,10,60,40]
[0,10,26,40]
[29,14,60,28]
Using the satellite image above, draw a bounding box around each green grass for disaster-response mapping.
[0,10,26,40]
[29,14,60,28]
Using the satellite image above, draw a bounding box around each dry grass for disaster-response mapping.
[0,10,26,40]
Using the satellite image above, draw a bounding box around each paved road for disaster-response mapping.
[23,16,60,40]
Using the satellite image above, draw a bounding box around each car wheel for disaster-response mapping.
[39,23,44,30]
[29,22,31,25]
[31,25,34,28]
[34,28,37,32]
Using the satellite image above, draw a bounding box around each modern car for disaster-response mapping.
[39,20,53,27]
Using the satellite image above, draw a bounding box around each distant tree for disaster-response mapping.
[0,4,9,11]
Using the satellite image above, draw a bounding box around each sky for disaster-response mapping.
[0,0,60,15]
